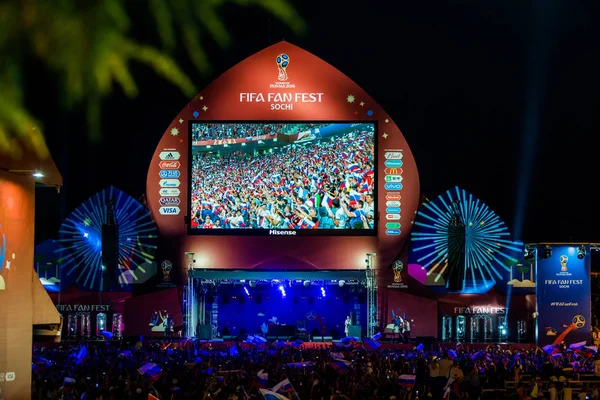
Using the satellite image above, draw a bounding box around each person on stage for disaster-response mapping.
[345,316,352,337]
[164,313,174,339]
[403,319,411,344]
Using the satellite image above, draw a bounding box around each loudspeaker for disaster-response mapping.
[350,311,357,325]
[101,224,118,284]
[416,336,435,350]
[348,326,362,340]
[197,324,213,340]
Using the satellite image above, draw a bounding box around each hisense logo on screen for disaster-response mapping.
[188,121,377,236]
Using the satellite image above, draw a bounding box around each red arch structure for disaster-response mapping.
[145,42,420,336]
[147,42,419,272]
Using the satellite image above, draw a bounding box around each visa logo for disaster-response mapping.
[386,229,401,235]
[385,183,403,191]
[159,170,181,179]
[386,207,400,214]
[384,160,403,167]
[386,214,401,220]
[159,207,180,215]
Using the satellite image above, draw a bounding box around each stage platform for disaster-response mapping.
[180,340,537,351]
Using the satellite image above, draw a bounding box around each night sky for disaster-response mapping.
[34,0,600,244]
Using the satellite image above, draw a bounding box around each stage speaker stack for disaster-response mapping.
[101,223,118,284]
[197,324,213,340]
[446,206,466,292]
[348,326,362,340]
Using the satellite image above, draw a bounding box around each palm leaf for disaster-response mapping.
[0,0,304,159]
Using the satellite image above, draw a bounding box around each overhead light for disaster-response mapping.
[33,171,44,178]
[524,245,536,261]
[543,245,552,259]
[577,245,586,260]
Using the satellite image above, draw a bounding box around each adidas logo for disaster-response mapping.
[164,153,175,160]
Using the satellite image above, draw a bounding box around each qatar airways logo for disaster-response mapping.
[269,230,297,236]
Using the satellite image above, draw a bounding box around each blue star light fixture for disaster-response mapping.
[409,186,523,294]
[57,186,158,291]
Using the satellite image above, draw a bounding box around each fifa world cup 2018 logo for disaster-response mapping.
[393,260,403,283]
[560,255,568,272]
[161,260,172,282]
[276,53,290,81]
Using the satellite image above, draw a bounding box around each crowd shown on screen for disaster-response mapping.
[191,123,285,142]
[31,340,600,400]
[190,128,375,230]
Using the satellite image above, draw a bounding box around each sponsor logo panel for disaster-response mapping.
[159,179,180,188]
[159,170,181,179]
[159,197,181,206]
[384,152,403,160]
[384,175,403,183]
[159,151,180,160]
[159,207,180,215]
[159,188,181,197]
[159,161,181,169]
[384,183,403,191]
[384,160,403,167]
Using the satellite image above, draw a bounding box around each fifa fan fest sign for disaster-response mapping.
[536,245,591,346]
[146,41,420,275]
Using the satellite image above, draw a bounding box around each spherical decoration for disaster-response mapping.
[249,280,256,288]
[573,315,586,329]
[303,280,311,287]
[338,280,345,287]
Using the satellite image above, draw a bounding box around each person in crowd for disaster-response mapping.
[32,339,600,400]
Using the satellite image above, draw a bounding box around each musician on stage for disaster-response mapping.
[403,319,411,344]
[345,316,352,336]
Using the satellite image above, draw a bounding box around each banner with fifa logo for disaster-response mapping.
[536,245,591,346]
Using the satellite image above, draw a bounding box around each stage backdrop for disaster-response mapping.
[146,42,420,282]
[536,245,591,346]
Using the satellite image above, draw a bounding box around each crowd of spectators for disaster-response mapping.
[31,339,600,400]
[190,128,375,230]
[191,124,285,142]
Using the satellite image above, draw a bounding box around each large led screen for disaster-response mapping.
[188,121,377,236]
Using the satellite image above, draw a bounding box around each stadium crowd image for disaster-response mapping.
[189,122,376,232]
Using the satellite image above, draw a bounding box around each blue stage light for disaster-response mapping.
[244,287,250,296]
[321,286,326,297]
[278,285,286,297]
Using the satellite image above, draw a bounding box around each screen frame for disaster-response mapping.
[187,120,378,237]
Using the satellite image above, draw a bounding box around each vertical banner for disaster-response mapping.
[536,245,591,346]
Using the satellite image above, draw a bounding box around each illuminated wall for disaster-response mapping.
[0,171,42,398]
[146,42,420,279]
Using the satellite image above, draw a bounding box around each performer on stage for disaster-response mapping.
[403,319,411,344]
[345,316,352,336]
[164,313,174,339]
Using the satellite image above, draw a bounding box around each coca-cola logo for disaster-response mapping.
[159,197,181,206]
[159,161,181,169]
